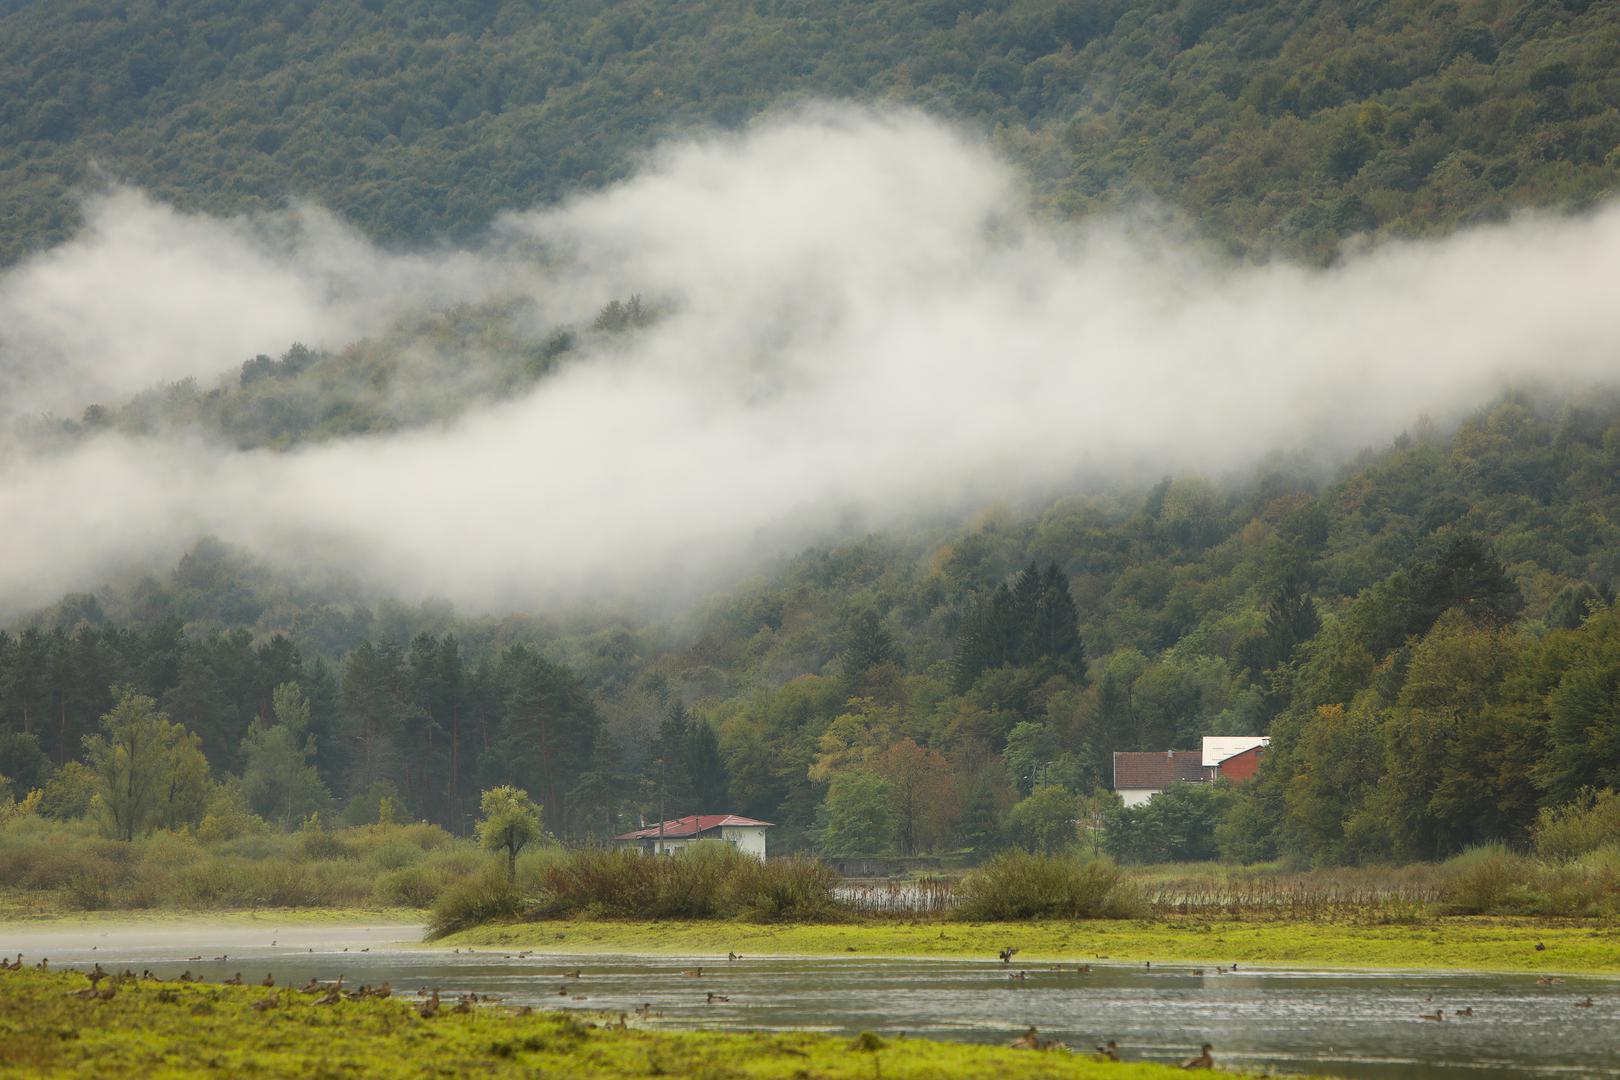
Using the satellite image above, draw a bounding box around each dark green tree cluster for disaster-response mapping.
[955,563,1085,689]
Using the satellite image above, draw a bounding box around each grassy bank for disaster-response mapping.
[443,917,1620,974]
[0,968,1250,1079]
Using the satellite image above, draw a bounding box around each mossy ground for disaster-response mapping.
[0,968,1248,1079]
[444,916,1620,974]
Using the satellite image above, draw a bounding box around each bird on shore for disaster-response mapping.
[1180,1043,1214,1069]
[417,991,441,1018]
[250,993,280,1012]
[1418,1008,1445,1022]
[1535,942,1546,952]
[223,973,243,986]
[4,954,22,971]
[1094,1040,1119,1061]
[261,973,275,988]
[1010,1027,1041,1049]
[451,994,473,1014]
[87,964,107,986]
[35,958,48,972]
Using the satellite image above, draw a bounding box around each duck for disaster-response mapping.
[250,994,280,1012]
[417,991,440,1018]
[562,969,582,979]
[35,958,48,972]
[1094,1040,1119,1061]
[1077,964,1092,974]
[3,954,21,971]
[681,967,703,977]
[1009,1026,1042,1049]
[1191,969,1205,976]
[1180,1043,1214,1070]
[1536,976,1563,986]
[998,947,1018,964]
[87,964,107,986]
[706,992,731,1003]
[1455,1006,1474,1017]
[1009,970,1028,980]
[1574,997,1594,1008]
[1418,1009,1445,1022]
[223,973,243,986]
[634,1003,654,1019]
[451,995,473,1014]
[261,973,275,988]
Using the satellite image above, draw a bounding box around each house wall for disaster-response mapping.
[1217,747,1264,783]
[1120,787,1160,808]
[721,825,767,859]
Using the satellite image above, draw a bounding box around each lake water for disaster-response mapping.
[4,922,1616,1078]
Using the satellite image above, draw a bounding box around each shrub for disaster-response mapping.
[1534,790,1620,861]
[955,851,1143,920]
[427,865,523,939]
[374,864,448,908]
[368,842,425,871]
[1439,844,1539,915]
[294,828,357,863]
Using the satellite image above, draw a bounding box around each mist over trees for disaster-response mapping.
[5,391,1620,866]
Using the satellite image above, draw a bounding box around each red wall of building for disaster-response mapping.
[1217,746,1264,783]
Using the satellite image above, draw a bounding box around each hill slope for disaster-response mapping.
[3,0,1619,263]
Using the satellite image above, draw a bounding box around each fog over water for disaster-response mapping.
[3,107,1619,614]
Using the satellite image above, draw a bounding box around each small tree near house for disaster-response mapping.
[476,785,542,882]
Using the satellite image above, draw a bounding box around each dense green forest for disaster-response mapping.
[5,389,1620,866]
[3,0,1619,264]
[4,0,1620,871]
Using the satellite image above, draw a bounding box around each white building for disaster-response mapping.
[612,814,773,859]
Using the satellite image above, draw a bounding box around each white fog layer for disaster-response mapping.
[3,108,1619,613]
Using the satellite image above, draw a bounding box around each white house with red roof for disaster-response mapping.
[612,814,774,859]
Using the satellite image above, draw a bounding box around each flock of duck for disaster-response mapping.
[3,943,1604,1070]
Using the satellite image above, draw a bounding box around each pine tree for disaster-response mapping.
[683,720,729,814]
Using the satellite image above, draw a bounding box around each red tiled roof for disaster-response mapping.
[612,814,774,841]
[1112,750,1208,790]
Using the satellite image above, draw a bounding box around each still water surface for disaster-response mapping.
[6,922,1616,1079]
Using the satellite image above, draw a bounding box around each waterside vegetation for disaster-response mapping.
[0,966,1258,1080]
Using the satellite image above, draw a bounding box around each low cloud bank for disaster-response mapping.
[4,107,1619,615]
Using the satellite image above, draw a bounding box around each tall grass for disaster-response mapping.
[0,813,462,912]
[954,852,1143,920]
[530,842,841,921]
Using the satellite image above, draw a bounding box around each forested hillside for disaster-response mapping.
[5,389,1620,864]
[3,0,1619,264]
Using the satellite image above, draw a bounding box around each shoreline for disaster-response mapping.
[437,915,1620,975]
[0,967,1277,1079]
[4,908,1616,975]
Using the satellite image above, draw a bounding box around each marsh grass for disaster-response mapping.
[0,814,459,913]
[0,967,1227,1080]
[528,842,842,922]
[955,852,1143,920]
